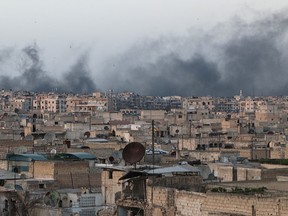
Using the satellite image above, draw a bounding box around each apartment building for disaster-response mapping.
[33,94,66,113]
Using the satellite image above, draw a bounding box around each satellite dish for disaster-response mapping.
[122,142,145,164]
[50,149,57,155]
[44,191,61,207]
[110,149,124,165]
[44,132,56,144]
[84,131,90,138]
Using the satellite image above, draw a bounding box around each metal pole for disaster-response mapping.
[189,120,192,138]
[151,120,155,205]
[152,120,155,167]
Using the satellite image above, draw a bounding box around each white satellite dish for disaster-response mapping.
[50,149,57,155]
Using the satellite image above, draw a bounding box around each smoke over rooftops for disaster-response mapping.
[0,44,96,93]
[100,10,288,96]
[1,10,288,96]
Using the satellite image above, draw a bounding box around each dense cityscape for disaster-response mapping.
[0,88,288,215]
[2,1,288,216]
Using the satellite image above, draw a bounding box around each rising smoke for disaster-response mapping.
[1,11,288,96]
[0,44,96,93]
[100,10,288,96]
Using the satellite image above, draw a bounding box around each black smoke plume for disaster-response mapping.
[101,10,288,96]
[0,44,96,93]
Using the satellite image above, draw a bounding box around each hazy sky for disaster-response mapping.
[1,1,288,95]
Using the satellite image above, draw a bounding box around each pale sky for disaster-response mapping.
[0,0,288,95]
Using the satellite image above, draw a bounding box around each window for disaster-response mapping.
[39,184,45,189]
[109,170,113,179]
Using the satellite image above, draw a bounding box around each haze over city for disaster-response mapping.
[1,1,288,96]
[3,2,288,215]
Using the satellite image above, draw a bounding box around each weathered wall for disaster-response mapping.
[146,186,288,216]
[174,191,207,216]
[237,167,262,181]
[261,168,288,181]
[101,169,124,205]
[208,163,233,182]
[33,161,55,179]
[54,161,101,189]
[202,192,288,216]
[189,151,220,162]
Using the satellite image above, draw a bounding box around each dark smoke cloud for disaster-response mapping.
[62,54,96,93]
[101,10,288,96]
[0,44,96,93]
[1,10,288,97]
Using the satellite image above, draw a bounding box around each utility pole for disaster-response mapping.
[152,120,155,167]
[151,120,155,205]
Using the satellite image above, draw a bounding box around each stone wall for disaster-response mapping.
[145,186,288,216]
[202,192,288,216]
[174,191,207,216]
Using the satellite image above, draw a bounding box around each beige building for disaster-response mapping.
[33,94,66,113]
